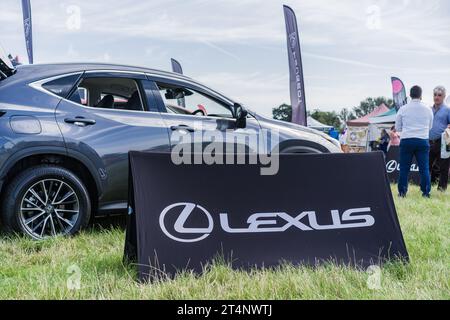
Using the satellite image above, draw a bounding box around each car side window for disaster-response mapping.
[42,74,82,98]
[156,82,234,118]
[68,77,146,111]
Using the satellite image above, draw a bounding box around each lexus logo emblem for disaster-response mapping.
[160,203,375,243]
[386,160,398,173]
[159,203,213,243]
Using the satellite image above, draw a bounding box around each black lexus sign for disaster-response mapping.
[125,152,408,281]
[386,146,420,184]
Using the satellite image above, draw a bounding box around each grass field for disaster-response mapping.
[0,185,448,300]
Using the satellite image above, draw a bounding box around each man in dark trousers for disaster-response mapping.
[429,86,450,192]
[395,86,434,198]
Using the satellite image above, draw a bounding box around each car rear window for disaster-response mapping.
[42,74,82,98]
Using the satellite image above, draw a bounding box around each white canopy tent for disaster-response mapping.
[307,116,333,131]
[345,104,390,152]
[369,113,396,124]
[368,109,397,144]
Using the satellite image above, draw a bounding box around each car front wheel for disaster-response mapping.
[1,166,91,240]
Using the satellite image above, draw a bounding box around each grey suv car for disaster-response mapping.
[0,53,341,239]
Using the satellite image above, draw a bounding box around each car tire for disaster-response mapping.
[1,165,91,239]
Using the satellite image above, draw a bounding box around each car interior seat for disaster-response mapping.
[124,91,142,111]
[95,95,114,109]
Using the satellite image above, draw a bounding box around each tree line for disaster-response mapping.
[272,97,394,130]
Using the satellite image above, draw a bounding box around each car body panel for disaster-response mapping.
[0,70,67,192]
[253,114,341,153]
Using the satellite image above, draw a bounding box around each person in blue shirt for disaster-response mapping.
[429,86,450,192]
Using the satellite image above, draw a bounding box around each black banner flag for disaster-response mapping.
[21,0,33,64]
[171,58,183,74]
[284,5,307,126]
[170,58,186,107]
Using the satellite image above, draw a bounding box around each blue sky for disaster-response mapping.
[1,0,449,116]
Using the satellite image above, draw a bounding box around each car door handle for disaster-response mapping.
[170,125,195,133]
[64,117,96,127]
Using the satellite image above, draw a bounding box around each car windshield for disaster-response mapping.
[157,82,234,118]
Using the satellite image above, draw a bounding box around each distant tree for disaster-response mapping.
[272,98,392,128]
[272,104,292,122]
[339,108,356,125]
[353,97,393,118]
[309,109,341,129]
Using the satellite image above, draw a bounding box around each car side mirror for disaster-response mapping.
[234,103,248,129]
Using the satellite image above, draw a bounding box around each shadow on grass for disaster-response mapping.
[90,215,127,232]
[0,214,128,241]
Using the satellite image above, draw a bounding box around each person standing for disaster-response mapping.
[388,126,401,147]
[395,86,434,198]
[429,86,450,192]
[378,129,390,155]
[339,128,349,153]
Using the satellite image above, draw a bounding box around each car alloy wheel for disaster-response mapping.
[19,179,80,239]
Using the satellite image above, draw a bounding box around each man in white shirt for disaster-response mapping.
[395,86,434,197]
